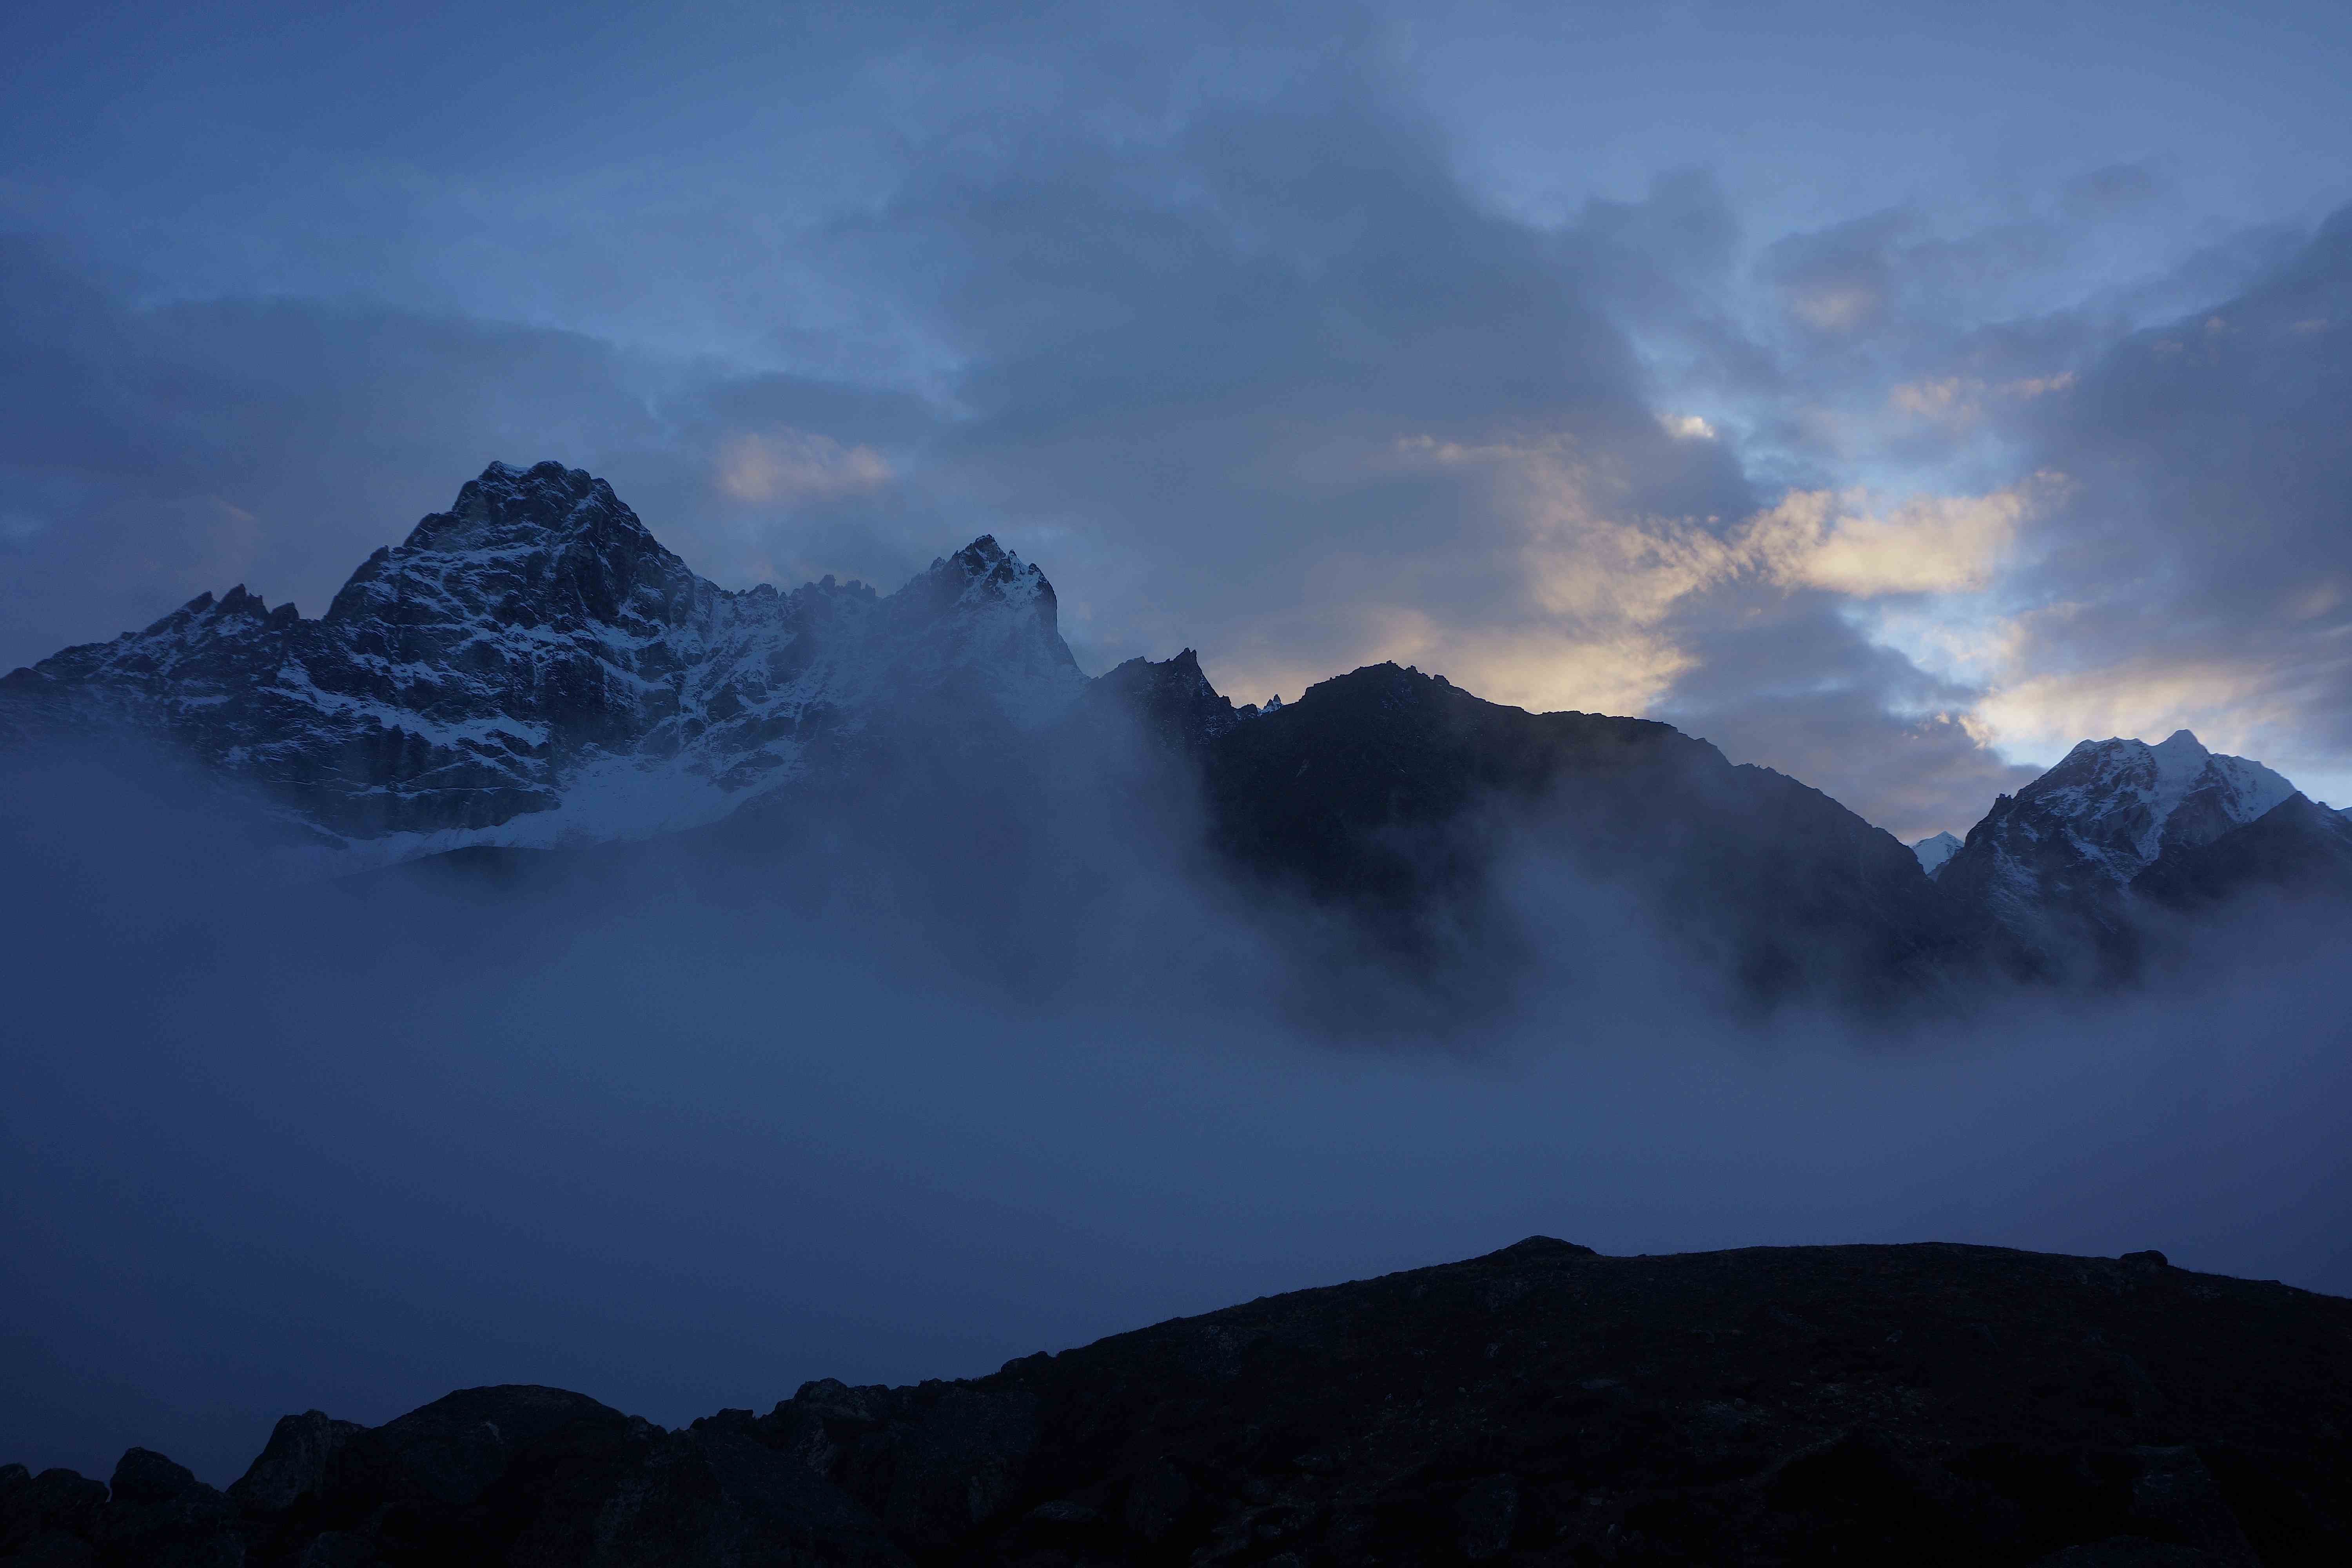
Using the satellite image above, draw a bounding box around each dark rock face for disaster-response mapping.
[2132,793,2352,912]
[11,1239,2352,1564]
[1197,661,1971,1006]
[227,1413,364,1515]
[0,1464,109,1564]
[338,1385,626,1510]
[1071,649,1255,758]
[0,463,1084,851]
[95,1449,240,1566]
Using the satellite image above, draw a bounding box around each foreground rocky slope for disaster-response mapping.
[9,1239,2348,1565]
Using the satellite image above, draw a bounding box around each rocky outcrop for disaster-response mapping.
[225,1413,364,1515]
[11,1239,2352,1564]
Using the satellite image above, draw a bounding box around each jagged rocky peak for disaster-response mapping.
[0,461,1092,864]
[906,532,1076,643]
[867,533,1087,735]
[931,534,1053,610]
[114,582,298,653]
[324,459,707,635]
[403,459,654,556]
[1081,647,1256,751]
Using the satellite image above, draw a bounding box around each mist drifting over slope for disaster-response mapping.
[6,730,2351,1488]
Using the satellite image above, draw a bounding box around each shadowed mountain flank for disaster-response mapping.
[1196,661,1971,1006]
[2131,793,2352,912]
[9,1240,2348,1564]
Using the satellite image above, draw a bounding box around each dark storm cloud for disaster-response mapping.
[1619,167,2285,483]
[896,83,1748,664]
[1655,589,2043,842]
[1984,204,2352,777]
[0,239,956,671]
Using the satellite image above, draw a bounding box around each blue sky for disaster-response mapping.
[5,0,2349,837]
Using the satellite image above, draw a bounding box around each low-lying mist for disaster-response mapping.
[4,734,2349,1486]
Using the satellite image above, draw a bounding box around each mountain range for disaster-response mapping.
[7,460,2348,1002]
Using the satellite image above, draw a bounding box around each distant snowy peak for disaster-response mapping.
[1935,726,2315,949]
[0,461,1089,865]
[1911,831,1961,877]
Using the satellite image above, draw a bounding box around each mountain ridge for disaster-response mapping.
[9,1237,2348,1565]
[7,459,2346,994]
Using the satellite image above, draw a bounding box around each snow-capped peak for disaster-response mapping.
[2147,728,2210,813]
[2025,730,2295,871]
[2,462,1093,870]
[1910,831,1962,876]
[1938,724,2312,939]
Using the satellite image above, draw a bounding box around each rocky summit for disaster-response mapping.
[0,461,1085,860]
[7,1240,2350,1565]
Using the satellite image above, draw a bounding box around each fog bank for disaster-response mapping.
[4,748,2348,1485]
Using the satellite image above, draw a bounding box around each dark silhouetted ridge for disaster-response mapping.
[1196,661,1969,1006]
[11,1238,2350,1564]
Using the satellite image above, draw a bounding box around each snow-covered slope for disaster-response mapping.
[1935,729,2304,954]
[1910,831,1962,877]
[0,462,1089,866]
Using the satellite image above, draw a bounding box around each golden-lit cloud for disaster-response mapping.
[1744,482,2045,597]
[1358,433,2056,718]
[717,428,892,506]
[1972,659,2307,766]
